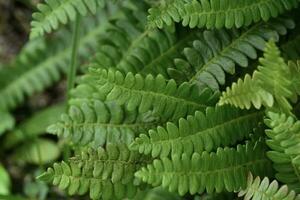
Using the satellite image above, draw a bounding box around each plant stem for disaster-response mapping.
[66,14,81,104]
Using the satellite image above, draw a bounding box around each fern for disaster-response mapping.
[0,112,14,136]
[131,106,263,158]
[72,68,219,120]
[264,112,300,192]
[0,14,109,111]
[135,140,272,196]
[38,144,143,199]
[238,173,300,200]
[3,103,65,150]
[219,40,293,114]
[166,18,294,90]
[13,138,60,165]
[30,0,110,39]
[47,100,161,147]
[147,0,299,29]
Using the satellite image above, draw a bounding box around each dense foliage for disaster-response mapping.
[1,0,300,199]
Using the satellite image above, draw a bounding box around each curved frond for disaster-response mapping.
[147,0,299,29]
[131,106,263,158]
[264,112,300,192]
[47,100,161,147]
[135,140,272,196]
[166,18,294,90]
[238,173,300,200]
[219,40,293,114]
[38,144,143,199]
[30,0,109,39]
[72,68,219,121]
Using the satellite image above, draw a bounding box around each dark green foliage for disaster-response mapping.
[2,0,300,199]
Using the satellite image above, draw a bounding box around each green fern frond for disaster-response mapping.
[13,138,60,165]
[0,112,15,136]
[3,103,65,150]
[147,0,299,29]
[89,13,205,79]
[0,14,108,111]
[47,100,161,147]
[219,40,293,114]
[131,106,263,158]
[238,173,300,200]
[38,144,143,199]
[135,140,272,196]
[167,18,294,90]
[30,0,109,39]
[264,112,300,192]
[72,68,219,120]
[288,61,300,102]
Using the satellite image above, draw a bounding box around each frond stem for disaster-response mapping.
[67,14,81,106]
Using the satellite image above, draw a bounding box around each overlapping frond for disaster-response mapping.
[219,40,293,114]
[238,173,300,200]
[131,106,263,158]
[147,0,299,29]
[38,144,143,199]
[30,0,110,39]
[72,68,219,121]
[135,140,272,196]
[264,112,300,192]
[166,18,294,90]
[48,100,161,147]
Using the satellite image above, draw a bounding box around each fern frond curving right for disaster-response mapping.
[131,106,263,158]
[147,0,299,29]
[72,68,219,121]
[135,140,273,196]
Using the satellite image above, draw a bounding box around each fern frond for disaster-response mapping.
[0,112,15,136]
[30,0,109,39]
[167,18,294,90]
[3,103,65,149]
[131,106,263,158]
[13,138,60,165]
[288,61,300,102]
[238,173,300,200]
[219,40,293,114]
[38,144,143,199]
[147,0,299,29]
[72,68,219,121]
[0,14,107,111]
[135,140,272,196]
[264,112,300,192]
[89,13,205,78]
[47,100,161,147]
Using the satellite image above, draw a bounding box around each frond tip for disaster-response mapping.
[238,173,300,200]
[30,0,107,39]
[219,40,293,114]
